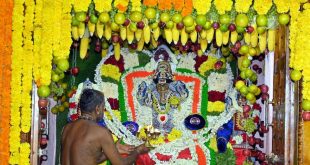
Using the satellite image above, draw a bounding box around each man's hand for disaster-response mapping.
[136,144,149,154]
[116,139,135,155]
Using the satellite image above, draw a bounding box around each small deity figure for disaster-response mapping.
[137,61,189,134]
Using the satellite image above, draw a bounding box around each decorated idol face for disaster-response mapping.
[153,61,173,84]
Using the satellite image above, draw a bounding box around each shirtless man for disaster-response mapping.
[61,89,149,165]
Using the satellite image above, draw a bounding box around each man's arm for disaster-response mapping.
[98,127,144,165]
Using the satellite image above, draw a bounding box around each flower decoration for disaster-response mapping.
[193,0,211,15]
[101,64,122,81]
[235,0,252,13]
[253,0,273,15]
[198,56,217,75]
[214,0,233,15]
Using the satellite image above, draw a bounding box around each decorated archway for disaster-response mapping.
[1,0,310,165]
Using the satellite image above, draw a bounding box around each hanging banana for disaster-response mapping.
[127,26,134,44]
[151,36,158,47]
[200,38,208,52]
[88,22,96,36]
[172,25,180,44]
[114,43,121,61]
[230,31,238,44]
[222,31,230,45]
[135,29,143,41]
[152,27,160,41]
[164,28,173,44]
[120,27,127,41]
[259,31,267,53]
[96,22,104,39]
[250,25,258,47]
[181,28,188,46]
[143,25,151,44]
[190,30,197,43]
[216,29,223,46]
[137,33,145,51]
[80,36,89,59]
[267,29,276,51]
[200,29,207,39]
[104,23,112,40]
[244,32,251,45]
[101,49,108,57]
[72,26,79,40]
[78,22,85,38]
[206,28,214,43]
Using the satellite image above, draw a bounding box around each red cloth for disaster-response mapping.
[233,148,247,165]
[135,148,192,165]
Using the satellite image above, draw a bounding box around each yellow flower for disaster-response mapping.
[207,101,225,113]
[94,0,113,13]
[73,0,90,12]
[198,56,217,75]
[167,128,182,141]
[101,64,122,81]
[253,0,273,15]
[193,0,211,15]
[214,0,233,15]
[235,0,252,13]
[209,137,218,152]
[131,0,141,12]
[273,0,289,13]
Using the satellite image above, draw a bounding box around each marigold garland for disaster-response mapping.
[214,0,233,15]
[181,0,193,16]
[143,0,158,7]
[193,0,211,15]
[114,0,129,13]
[207,101,225,113]
[52,0,63,60]
[19,143,31,165]
[131,0,142,12]
[94,0,113,13]
[253,0,273,15]
[73,0,91,12]
[235,0,252,13]
[10,0,24,163]
[0,0,13,164]
[273,0,289,13]
[171,0,184,12]
[158,0,172,11]
[33,0,43,83]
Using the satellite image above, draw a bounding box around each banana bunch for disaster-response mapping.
[259,31,267,53]
[72,26,79,40]
[216,29,222,46]
[230,31,238,44]
[250,25,258,47]
[96,22,104,39]
[267,29,276,51]
[143,25,151,44]
[181,28,188,46]
[104,23,112,40]
[127,26,134,44]
[114,43,121,61]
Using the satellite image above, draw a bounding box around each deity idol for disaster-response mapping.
[136,61,189,134]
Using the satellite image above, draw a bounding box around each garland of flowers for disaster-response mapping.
[213,0,233,15]
[52,0,62,60]
[39,0,54,86]
[158,0,172,11]
[143,0,158,7]
[33,0,43,84]
[131,0,142,12]
[181,0,193,16]
[58,0,72,60]
[193,0,211,15]
[20,0,34,135]
[0,0,13,163]
[94,0,113,13]
[114,0,129,13]
[9,0,24,163]
[253,0,273,15]
[273,0,289,13]
[235,0,252,13]
[19,143,31,165]
[73,0,91,12]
